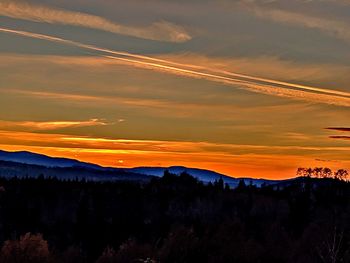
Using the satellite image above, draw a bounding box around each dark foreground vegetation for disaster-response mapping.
[0,171,349,263]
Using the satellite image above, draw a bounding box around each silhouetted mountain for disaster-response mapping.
[0,149,287,186]
[0,150,102,170]
[0,160,152,182]
[130,166,282,187]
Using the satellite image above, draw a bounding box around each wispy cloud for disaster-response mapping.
[326,127,350,141]
[4,53,350,105]
[3,89,244,120]
[2,27,350,107]
[326,127,350,132]
[156,53,350,88]
[0,1,191,42]
[240,2,350,42]
[329,135,350,140]
[329,136,350,140]
[0,119,109,130]
[0,129,349,156]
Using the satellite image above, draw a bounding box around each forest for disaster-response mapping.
[0,169,349,263]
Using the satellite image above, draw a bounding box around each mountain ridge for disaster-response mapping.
[0,149,287,187]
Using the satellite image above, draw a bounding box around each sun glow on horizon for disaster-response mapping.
[1,0,350,179]
[0,129,348,179]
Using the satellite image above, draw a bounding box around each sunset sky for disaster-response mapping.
[0,0,350,179]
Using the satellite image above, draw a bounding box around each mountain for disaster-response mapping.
[129,166,281,187]
[0,150,102,170]
[0,149,285,187]
[0,160,152,182]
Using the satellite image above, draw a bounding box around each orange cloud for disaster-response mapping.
[329,136,350,140]
[1,27,350,107]
[326,127,350,132]
[4,89,255,120]
[0,130,349,179]
[0,119,109,130]
[155,53,350,91]
[326,127,350,141]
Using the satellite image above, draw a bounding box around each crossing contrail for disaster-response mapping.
[1,26,350,107]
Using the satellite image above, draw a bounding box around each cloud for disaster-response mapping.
[0,0,191,42]
[156,53,350,88]
[241,3,350,42]
[0,130,349,178]
[0,129,349,155]
[7,52,350,89]
[326,127,350,132]
[1,27,350,107]
[329,136,350,140]
[0,119,109,130]
[4,89,245,120]
[4,52,350,105]
[326,127,350,141]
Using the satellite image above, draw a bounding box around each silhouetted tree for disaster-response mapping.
[0,233,50,263]
[316,226,344,263]
[236,179,247,190]
[214,176,224,190]
[96,247,117,263]
[159,227,199,263]
[322,167,333,178]
[313,167,323,178]
[296,167,305,177]
[0,169,349,263]
[59,246,85,263]
[334,169,348,181]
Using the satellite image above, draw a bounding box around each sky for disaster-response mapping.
[0,0,350,179]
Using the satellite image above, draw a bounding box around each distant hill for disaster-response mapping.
[0,160,153,182]
[130,166,281,187]
[0,150,102,170]
[0,149,286,187]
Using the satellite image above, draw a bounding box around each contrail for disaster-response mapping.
[1,26,350,107]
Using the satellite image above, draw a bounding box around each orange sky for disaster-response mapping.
[0,129,349,179]
[0,0,350,179]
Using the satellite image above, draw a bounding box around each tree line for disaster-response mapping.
[296,167,348,181]
[0,171,349,263]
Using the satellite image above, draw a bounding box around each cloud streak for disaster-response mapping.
[326,127,350,132]
[0,1,191,42]
[240,2,350,42]
[1,129,350,156]
[156,53,350,89]
[4,89,250,120]
[330,136,350,140]
[1,27,350,107]
[326,127,350,141]
[0,119,109,130]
